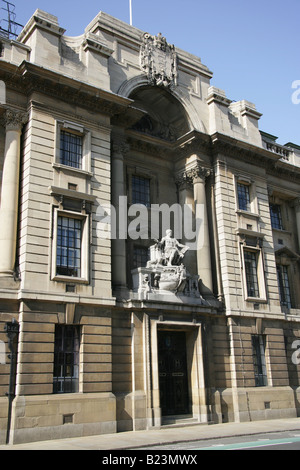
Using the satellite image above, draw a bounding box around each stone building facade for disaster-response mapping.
[0,9,300,444]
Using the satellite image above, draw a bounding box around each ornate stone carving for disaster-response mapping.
[186,165,211,183]
[132,229,204,304]
[175,164,211,189]
[3,109,28,131]
[148,229,189,269]
[111,134,130,157]
[140,32,177,88]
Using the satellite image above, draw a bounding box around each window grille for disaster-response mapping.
[53,325,80,394]
[60,130,83,169]
[244,250,260,298]
[252,335,268,387]
[237,182,251,211]
[277,265,292,309]
[270,204,283,230]
[56,216,82,277]
[132,175,151,207]
[133,246,149,268]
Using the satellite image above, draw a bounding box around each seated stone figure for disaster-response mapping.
[148,229,189,267]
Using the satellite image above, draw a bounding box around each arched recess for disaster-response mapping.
[118,75,205,139]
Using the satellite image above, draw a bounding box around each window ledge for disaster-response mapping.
[245,297,268,304]
[49,185,96,203]
[236,227,265,239]
[53,162,93,178]
[236,209,260,220]
[52,275,89,284]
[272,227,292,235]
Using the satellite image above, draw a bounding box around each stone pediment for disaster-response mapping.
[275,246,300,262]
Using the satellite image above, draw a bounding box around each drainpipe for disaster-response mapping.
[4,319,19,445]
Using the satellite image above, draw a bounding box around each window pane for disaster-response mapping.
[277,265,292,309]
[244,250,260,298]
[133,246,149,268]
[60,130,83,169]
[53,325,80,394]
[132,175,150,207]
[270,204,283,230]
[56,216,82,277]
[252,335,268,387]
[237,183,251,211]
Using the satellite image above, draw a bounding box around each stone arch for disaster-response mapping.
[118,75,205,136]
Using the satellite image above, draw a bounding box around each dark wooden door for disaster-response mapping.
[158,330,189,416]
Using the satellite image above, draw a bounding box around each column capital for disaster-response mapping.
[3,109,28,131]
[175,164,211,188]
[111,132,130,158]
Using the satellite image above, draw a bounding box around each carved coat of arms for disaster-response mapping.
[140,32,178,88]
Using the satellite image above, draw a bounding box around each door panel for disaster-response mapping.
[158,330,189,416]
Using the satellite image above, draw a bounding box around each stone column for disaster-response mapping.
[111,133,129,293]
[0,109,28,277]
[187,164,213,296]
[175,173,197,275]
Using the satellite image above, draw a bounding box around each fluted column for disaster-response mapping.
[0,109,28,277]
[111,133,129,292]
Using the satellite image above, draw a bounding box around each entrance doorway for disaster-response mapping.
[158,330,189,416]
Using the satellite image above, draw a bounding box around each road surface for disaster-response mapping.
[135,431,300,450]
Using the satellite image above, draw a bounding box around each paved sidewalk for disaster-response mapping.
[1,417,300,450]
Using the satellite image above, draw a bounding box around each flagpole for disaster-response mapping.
[129,0,132,25]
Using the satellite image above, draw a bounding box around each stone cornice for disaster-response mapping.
[211,132,300,183]
[0,60,133,117]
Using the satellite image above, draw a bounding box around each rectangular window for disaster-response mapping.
[53,325,80,394]
[56,216,82,277]
[60,130,83,169]
[132,175,151,207]
[133,246,149,269]
[244,250,260,298]
[277,265,292,309]
[252,335,268,387]
[237,182,251,211]
[270,204,283,230]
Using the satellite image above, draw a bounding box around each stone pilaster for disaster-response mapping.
[0,109,28,277]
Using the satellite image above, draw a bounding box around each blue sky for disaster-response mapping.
[8,0,300,145]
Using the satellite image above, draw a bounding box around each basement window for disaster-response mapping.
[53,325,80,394]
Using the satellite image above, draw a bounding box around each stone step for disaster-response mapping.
[161,415,202,428]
